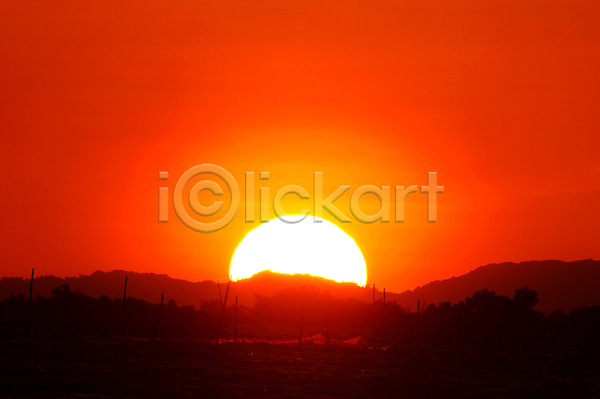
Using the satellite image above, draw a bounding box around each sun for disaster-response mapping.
[230,216,367,285]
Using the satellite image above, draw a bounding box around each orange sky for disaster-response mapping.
[1,1,599,293]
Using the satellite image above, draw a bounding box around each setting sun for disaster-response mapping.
[3,1,600,397]
[230,217,367,285]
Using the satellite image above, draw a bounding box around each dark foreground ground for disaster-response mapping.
[1,337,599,398]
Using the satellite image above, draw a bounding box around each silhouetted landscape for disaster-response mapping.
[1,260,600,397]
[5,0,600,396]
[3,260,600,312]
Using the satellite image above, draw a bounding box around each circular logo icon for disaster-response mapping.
[173,164,240,233]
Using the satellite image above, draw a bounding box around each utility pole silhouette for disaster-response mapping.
[298,293,315,346]
[299,295,305,346]
[25,268,34,334]
[154,293,164,339]
[234,295,238,343]
[122,276,128,339]
[62,286,68,334]
[372,284,376,347]
[216,279,231,343]
[326,292,330,347]
[416,299,420,348]
[382,288,386,348]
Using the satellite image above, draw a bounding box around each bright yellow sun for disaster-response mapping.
[230,216,367,285]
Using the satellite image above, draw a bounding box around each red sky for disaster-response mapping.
[1,1,599,293]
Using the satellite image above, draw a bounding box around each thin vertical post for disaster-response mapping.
[416,298,420,346]
[25,268,34,334]
[122,276,128,339]
[498,300,509,350]
[326,292,330,347]
[155,293,164,339]
[62,287,68,333]
[216,279,231,343]
[223,280,231,340]
[299,296,305,346]
[234,295,238,343]
[216,282,222,343]
[306,325,316,346]
[382,288,386,348]
[217,282,223,305]
[372,283,376,347]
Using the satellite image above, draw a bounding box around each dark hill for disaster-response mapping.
[391,259,600,312]
[0,270,217,307]
[1,260,599,312]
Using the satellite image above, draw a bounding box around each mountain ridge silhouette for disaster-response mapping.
[1,259,598,312]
